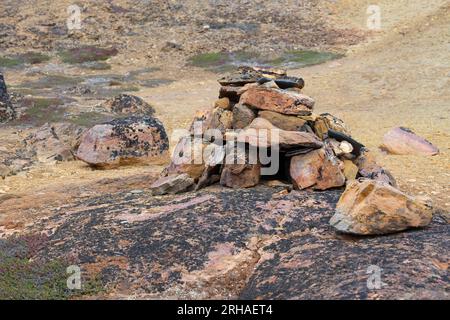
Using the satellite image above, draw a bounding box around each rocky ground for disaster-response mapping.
[0,0,449,299]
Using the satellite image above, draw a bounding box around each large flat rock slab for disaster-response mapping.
[5,184,448,299]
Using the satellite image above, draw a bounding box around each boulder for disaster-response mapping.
[76,116,168,167]
[240,87,314,115]
[290,147,346,190]
[100,94,155,115]
[330,179,433,235]
[258,110,308,131]
[0,73,15,123]
[381,127,439,156]
[232,103,256,129]
[150,174,195,195]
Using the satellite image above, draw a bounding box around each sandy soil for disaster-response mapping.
[0,0,449,229]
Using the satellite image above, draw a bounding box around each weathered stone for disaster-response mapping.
[0,73,15,123]
[150,174,195,195]
[167,136,207,180]
[100,94,155,115]
[232,103,256,129]
[327,138,353,156]
[24,122,86,163]
[381,127,439,156]
[251,66,287,78]
[76,116,168,167]
[0,163,10,178]
[228,118,323,150]
[206,107,233,132]
[290,147,346,190]
[313,113,350,139]
[240,87,314,115]
[342,159,358,180]
[189,109,211,134]
[354,149,397,186]
[220,149,260,188]
[218,66,262,86]
[259,110,308,131]
[258,76,304,89]
[330,179,433,235]
[214,97,231,110]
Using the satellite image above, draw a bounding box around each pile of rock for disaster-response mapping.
[151,66,433,235]
[0,73,16,123]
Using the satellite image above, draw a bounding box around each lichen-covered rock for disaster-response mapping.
[330,179,433,235]
[218,66,264,86]
[381,127,439,156]
[76,116,168,167]
[258,110,308,131]
[0,73,15,123]
[100,94,155,116]
[205,107,233,133]
[232,103,256,129]
[290,147,346,190]
[240,87,314,115]
[150,174,195,195]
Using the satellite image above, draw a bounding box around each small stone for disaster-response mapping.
[240,87,314,116]
[220,148,260,189]
[232,103,256,129]
[342,159,358,180]
[258,111,308,131]
[229,118,323,150]
[313,113,350,139]
[150,174,195,195]
[214,97,231,110]
[290,147,346,190]
[330,179,433,235]
[381,127,439,156]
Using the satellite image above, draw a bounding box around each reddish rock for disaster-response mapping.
[330,179,433,235]
[381,127,439,156]
[220,148,260,188]
[228,118,323,150]
[240,87,314,115]
[76,116,168,167]
[290,147,346,190]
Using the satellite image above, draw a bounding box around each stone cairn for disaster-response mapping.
[151,66,433,235]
